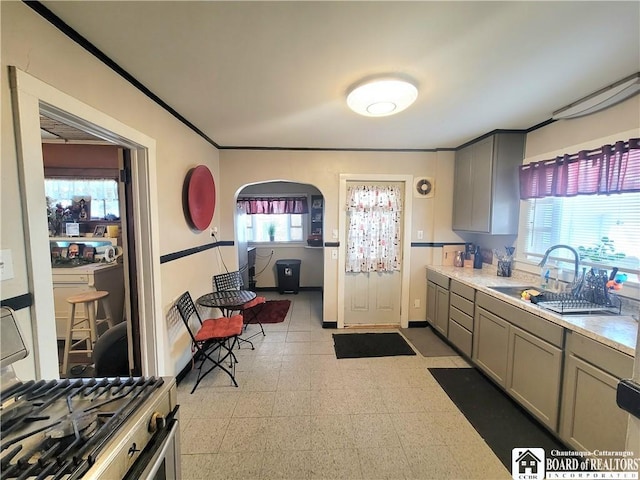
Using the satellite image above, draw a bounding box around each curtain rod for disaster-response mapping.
[523,138,638,168]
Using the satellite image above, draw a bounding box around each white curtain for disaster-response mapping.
[346,184,402,272]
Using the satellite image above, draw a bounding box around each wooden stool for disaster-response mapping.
[62,290,113,376]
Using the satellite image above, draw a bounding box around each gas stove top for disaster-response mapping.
[0,307,180,480]
[0,376,176,479]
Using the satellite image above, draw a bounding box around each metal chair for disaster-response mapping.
[212,271,267,340]
[176,291,243,392]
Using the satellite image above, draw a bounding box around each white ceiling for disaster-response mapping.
[40,1,640,150]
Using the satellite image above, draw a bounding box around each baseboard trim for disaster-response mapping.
[254,286,323,292]
[408,321,429,328]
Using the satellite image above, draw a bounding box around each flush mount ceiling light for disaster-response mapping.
[552,72,640,120]
[346,76,418,117]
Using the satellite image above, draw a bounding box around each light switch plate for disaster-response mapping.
[0,249,15,281]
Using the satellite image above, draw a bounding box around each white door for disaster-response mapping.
[344,181,403,326]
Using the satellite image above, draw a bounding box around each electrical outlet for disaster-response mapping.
[417,230,424,240]
[270,249,274,255]
[414,299,420,308]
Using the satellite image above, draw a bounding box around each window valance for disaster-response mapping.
[237,196,309,215]
[519,138,640,199]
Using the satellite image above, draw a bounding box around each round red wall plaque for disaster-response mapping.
[184,165,215,231]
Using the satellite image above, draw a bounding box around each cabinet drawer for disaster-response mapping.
[450,280,474,302]
[448,319,472,357]
[566,331,633,379]
[476,292,564,347]
[52,274,89,284]
[427,269,450,289]
[449,305,473,331]
[450,292,474,317]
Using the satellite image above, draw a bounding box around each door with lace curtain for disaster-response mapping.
[344,182,403,325]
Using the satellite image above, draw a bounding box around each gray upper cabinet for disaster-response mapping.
[452,132,526,234]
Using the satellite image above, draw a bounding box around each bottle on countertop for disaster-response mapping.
[473,246,483,269]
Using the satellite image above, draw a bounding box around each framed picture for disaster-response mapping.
[93,225,107,237]
[83,246,95,261]
[71,196,91,221]
[65,222,80,237]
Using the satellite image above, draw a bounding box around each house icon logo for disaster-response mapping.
[512,448,545,480]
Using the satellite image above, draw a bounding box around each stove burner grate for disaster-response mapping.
[0,376,164,480]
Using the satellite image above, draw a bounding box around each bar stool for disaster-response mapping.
[62,290,113,376]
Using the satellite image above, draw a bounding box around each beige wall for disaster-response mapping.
[525,96,640,160]
[3,1,638,379]
[1,2,221,378]
[219,149,460,323]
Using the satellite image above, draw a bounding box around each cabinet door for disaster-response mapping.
[434,285,449,336]
[560,353,630,452]
[469,136,494,233]
[452,146,472,230]
[507,325,562,431]
[426,281,436,327]
[473,307,509,386]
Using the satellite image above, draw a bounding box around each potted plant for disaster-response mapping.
[268,223,276,242]
[577,236,626,263]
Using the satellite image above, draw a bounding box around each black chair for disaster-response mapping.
[93,321,129,377]
[212,271,267,340]
[176,291,243,392]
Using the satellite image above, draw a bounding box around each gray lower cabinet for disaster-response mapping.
[560,332,633,452]
[473,292,564,432]
[448,280,475,357]
[473,306,510,385]
[426,270,450,336]
[507,325,563,430]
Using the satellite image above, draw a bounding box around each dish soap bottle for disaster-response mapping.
[473,246,483,269]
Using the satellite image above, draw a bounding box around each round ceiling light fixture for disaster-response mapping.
[346,76,418,117]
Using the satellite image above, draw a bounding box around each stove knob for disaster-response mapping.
[148,411,166,433]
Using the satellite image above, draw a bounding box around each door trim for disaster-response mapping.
[9,67,164,377]
[337,174,413,329]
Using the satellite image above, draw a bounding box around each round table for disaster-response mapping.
[197,290,257,316]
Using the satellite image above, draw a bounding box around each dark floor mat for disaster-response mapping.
[333,332,416,359]
[429,367,568,470]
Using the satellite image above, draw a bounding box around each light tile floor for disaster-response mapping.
[178,291,510,480]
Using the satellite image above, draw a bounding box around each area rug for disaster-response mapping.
[333,332,416,359]
[399,326,457,357]
[254,299,290,324]
[429,367,568,470]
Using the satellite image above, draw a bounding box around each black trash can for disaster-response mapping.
[276,259,301,294]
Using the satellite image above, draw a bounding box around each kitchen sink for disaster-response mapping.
[487,285,621,315]
[487,285,540,299]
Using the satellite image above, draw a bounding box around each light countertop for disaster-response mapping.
[427,265,638,357]
[51,262,122,274]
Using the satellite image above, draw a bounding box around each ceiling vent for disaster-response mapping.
[414,177,435,198]
[552,72,640,120]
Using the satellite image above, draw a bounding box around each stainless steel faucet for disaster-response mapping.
[538,244,580,283]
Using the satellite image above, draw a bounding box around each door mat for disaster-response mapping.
[399,326,457,357]
[429,367,568,470]
[333,332,416,359]
[254,299,290,324]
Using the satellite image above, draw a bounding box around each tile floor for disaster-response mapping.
[178,291,510,480]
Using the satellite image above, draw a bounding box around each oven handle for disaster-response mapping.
[124,405,180,480]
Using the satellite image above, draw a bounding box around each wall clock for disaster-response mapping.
[183,165,216,231]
